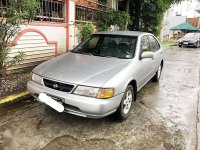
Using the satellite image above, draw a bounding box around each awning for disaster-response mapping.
[170,22,198,31]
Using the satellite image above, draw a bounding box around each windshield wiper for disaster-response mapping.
[72,51,93,56]
[94,54,126,59]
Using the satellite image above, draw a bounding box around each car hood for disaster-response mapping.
[180,36,196,41]
[33,52,131,87]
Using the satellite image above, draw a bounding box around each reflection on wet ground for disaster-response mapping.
[0,47,199,150]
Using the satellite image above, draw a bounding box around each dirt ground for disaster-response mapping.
[0,47,200,150]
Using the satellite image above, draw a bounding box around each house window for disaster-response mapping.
[35,0,65,22]
[75,0,107,23]
[0,0,9,11]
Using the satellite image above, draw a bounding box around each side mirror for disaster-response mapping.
[141,51,154,59]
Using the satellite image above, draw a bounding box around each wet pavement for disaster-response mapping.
[0,47,200,150]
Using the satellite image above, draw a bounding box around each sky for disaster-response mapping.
[167,0,200,18]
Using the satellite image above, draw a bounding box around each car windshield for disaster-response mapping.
[72,34,138,59]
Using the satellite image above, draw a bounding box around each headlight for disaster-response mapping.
[73,86,114,99]
[191,40,197,43]
[32,73,43,85]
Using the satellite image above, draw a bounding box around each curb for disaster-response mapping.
[0,91,32,108]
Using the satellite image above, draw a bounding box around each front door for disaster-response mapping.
[137,35,154,89]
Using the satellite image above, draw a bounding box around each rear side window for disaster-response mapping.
[148,35,160,52]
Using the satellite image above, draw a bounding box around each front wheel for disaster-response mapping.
[114,85,134,120]
[196,41,200,48]
[152,63,162,82]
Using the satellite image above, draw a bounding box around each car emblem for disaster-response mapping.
[53,84,58,89]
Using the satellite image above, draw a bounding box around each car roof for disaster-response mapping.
[94,31,151,37]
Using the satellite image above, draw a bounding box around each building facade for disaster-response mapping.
[1,0,118,72]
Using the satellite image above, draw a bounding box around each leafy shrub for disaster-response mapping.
[0,0,38,77]
[97,9,131,32]
[78,22,95,41]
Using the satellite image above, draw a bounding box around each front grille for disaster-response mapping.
[43,78,74,92]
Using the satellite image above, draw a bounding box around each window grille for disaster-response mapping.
[0,0,9,12]
[0,0,65,22]
[35,0,65,22]
[75,0,107,23]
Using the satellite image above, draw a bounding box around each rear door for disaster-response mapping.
[148,35,162,73]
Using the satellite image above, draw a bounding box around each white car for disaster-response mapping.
[178,33,200,48]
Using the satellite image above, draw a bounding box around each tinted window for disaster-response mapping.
[148,36,160,52]
[140,36,151,52]
[73,35,137,59]
[184,33,196,38]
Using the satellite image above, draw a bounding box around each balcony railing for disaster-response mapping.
[0,0,65,22]
[35,0,65,22]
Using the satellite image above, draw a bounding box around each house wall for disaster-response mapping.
[8,25,67,73]
[186,17,200,28]
[7,0,69,73]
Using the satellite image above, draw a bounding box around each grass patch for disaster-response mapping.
[162,41,176,46]
[0,144,3,150]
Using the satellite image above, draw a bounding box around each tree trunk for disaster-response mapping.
[132,0,142,31]
[125,0,130,12]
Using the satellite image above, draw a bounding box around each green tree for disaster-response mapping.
[97,9,131,31]
[123,0,185,36]
[0,0,38,77]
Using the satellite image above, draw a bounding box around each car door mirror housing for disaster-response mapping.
[141,51,154,59]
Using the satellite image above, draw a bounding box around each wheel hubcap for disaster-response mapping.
[157,65,162,79]
[123,90,132,114]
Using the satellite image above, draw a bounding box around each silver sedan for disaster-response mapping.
[27,31,164,120]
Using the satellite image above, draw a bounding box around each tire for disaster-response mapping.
[196,41,200,48]
[152,63,162,82]
[114,85,134,120]
[179,45,182,47]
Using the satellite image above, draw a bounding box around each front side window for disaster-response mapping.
[72,34,138,59]
[140,36,151,52]
[148,35,160,52]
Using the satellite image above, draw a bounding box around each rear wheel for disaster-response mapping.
[115,85,134,120]
[152,63,162,82]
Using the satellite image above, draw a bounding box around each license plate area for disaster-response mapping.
[183,42,188,45]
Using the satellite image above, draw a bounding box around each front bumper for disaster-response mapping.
[27,81,123,118]
[179,42,197,47]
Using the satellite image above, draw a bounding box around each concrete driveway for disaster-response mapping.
[0,47,200,150]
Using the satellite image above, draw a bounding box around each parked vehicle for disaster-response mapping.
[27,31,164,120]
[178,32,200,48]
